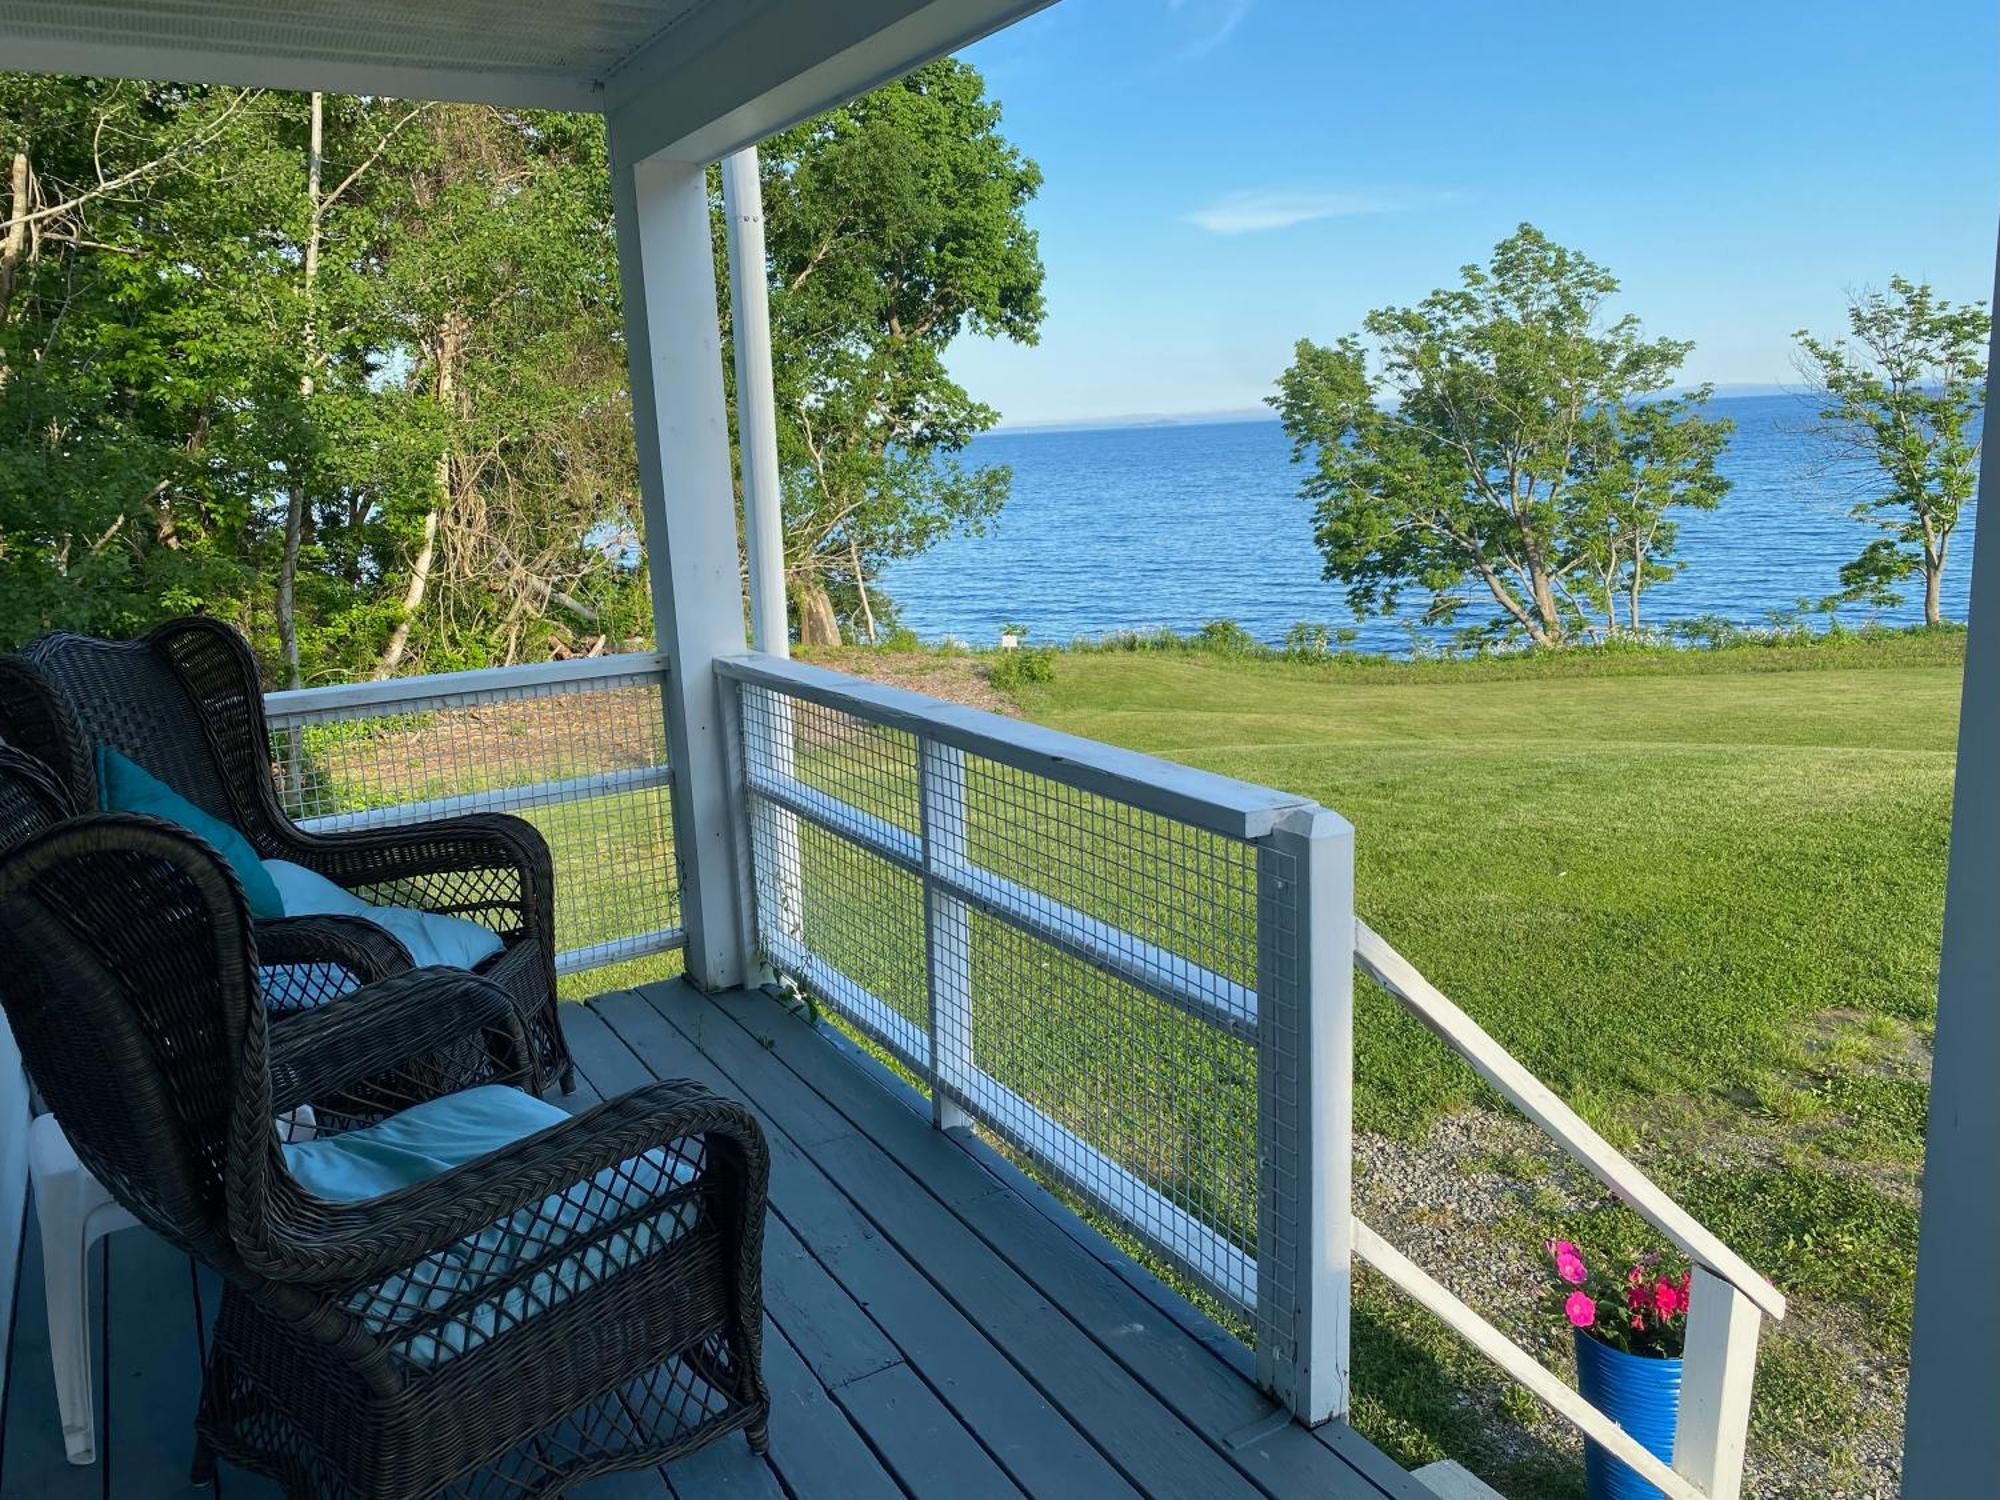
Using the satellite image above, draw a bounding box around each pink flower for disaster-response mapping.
[1654,1279,1681,1318]
[1548,1240,1588,1285]
[1564,1291,1597,1329]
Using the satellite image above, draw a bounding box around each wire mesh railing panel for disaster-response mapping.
[738,682,921,840]
[953,752,1260,1033]
[748,796,931,1066]
[949,906,1259,1306]
[728,663,1284,1318]
[265,661,681,978]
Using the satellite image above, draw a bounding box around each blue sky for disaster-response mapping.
[948,0,2000,427]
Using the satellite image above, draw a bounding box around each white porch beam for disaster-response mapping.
[602,0,1056,165]
[1901,219,2000,1493]
[0,36,601,112]
[607,131,750,993]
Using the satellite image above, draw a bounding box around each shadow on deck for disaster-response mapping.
[1,980,1422,1500]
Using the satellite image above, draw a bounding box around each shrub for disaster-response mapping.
[988,645,1056,691]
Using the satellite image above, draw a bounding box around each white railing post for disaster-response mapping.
[1672,1267,1762,1500]
[1255,804,1355,1425]
[918,736,974,1130]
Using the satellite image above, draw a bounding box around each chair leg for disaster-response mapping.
[190,1436,217,1485]
[746,1418,770,1457]
[36,1173,97,1466]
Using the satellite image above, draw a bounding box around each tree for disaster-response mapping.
[1794,277,1988,627]
[749,58,1045,643]
[1270,225,1732,646]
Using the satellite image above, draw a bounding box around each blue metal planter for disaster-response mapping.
[1572,1331,1682,1500]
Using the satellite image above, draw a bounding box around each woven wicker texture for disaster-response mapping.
[0,617,571,1089]
[0,816,770,1498]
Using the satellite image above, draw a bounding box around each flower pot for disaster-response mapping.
[1572,1329,1682,1500]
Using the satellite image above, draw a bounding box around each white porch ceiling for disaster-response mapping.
[0,0,1055,158]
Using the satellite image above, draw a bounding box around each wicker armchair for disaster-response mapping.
[0,816,770,1499]
[0,615,570,1090]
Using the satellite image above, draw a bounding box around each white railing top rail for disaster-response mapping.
[1355,920,1787,1321]
[717,652,1315,842]
[266,651,672,720]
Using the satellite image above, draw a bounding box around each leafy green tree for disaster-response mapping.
[1794,277,1988,627]
[1270,224,1731,646]
[749,58,1045,643]
[1571,391,1733,634]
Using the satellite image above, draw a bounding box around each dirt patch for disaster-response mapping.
[802,649,1020,716]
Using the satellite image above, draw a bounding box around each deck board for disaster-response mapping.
[1,983,1407,1500]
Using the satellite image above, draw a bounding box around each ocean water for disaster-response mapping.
[877,394,1975,653]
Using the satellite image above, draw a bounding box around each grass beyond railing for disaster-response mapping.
[264,655,684,984]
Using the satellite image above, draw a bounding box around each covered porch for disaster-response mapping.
[0,2,1993,1498]
[2,981,1418,1500]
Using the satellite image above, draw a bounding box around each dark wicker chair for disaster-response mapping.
[0,745,535,1127]
[0,815,770,1499]
[0,615,571,1091]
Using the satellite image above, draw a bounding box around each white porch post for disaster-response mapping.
[608,132,751,993]
[722,148,790,659]
[1902,219,2000,1493]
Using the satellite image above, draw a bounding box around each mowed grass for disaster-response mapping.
[1014,644,1956,1135]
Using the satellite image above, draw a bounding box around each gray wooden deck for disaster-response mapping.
[1,980,1423,1500]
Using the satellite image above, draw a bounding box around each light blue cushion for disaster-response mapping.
[283,1084,570,1198]
[95,747,285,918]
[283,1085,699,1368]
[264,859,505,971]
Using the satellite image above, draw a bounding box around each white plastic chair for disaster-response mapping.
[27,1104,316,1464]
[26,1112,136,1465]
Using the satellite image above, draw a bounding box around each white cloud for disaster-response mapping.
[1185,189,1404,235]
[1168,0,1254,60]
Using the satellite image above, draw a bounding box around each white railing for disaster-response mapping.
[717,651,1354,1422]
[717,651,1784,1500]
[265,654,683,977]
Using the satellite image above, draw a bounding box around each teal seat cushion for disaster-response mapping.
[283,1084,570,1199]
[284,1085,700,1368]
[264,860,505,971]
[95,747,285,919]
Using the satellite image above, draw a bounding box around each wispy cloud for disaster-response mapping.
[1185,189,1408,235]
[1168,0,1254,60]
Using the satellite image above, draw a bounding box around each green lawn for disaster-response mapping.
[996,636,1952,1495]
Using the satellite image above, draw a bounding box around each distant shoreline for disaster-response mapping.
[988,384,1806,438]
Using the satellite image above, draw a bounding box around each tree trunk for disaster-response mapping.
[376,508,439,677]
[848,535,877,644]
[277,94,324,691]
[0,149,27,332]
[1925,562,1942,628]
[375,319,457,678]
[795,579,840,646]
[1627,546,1644,634]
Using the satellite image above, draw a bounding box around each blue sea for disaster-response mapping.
[877,394,1975,653]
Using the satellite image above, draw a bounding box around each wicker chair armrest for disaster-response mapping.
[256,913,414,985]
[269,813,553,926]
[248,1081,768,1290]
[267,968,533,1116]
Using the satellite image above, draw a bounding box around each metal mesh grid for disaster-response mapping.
[950,907,1259,1301]
[955,752,1261,1022]
[1254,838,1303,1369]
[734,673,1270,1315]
[266,669,679,973]
[738,684,929,1066]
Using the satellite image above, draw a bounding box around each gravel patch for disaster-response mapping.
[1356,1105,1906,1499]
